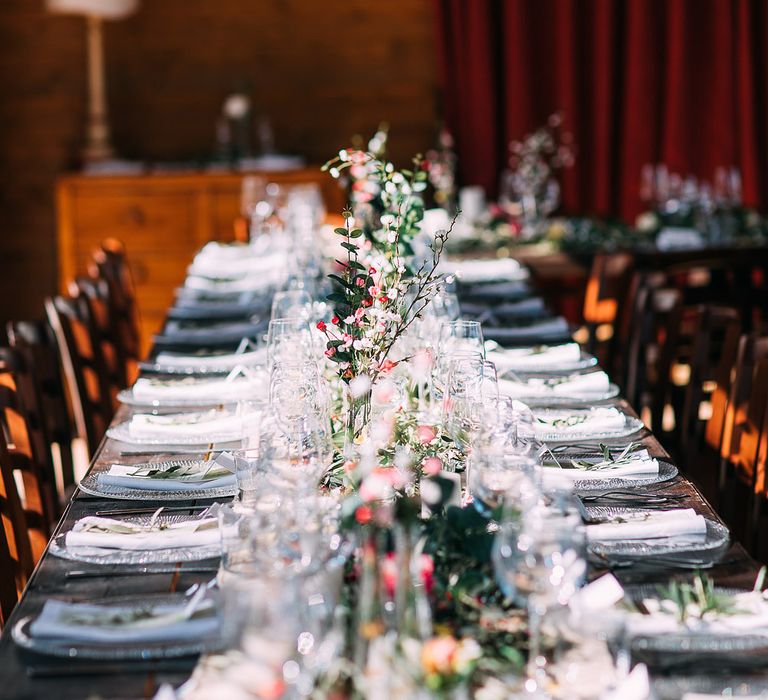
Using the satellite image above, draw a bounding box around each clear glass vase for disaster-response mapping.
[344,386,372,454]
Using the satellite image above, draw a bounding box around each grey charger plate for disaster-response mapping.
[107,418,244,446]
[505,382,621,407]
[78,460,237,501]
[625,586,768,658]
[12,593,222,660]
[50,512,222,565]
[534,411,645,443]
[589,512,729,558]
[542,456,678,493]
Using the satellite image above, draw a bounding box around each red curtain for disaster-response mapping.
[434,0,768,221]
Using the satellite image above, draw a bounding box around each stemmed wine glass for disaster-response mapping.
[439,319,485,357]
[492,510,587,695]
[267,317,315,366]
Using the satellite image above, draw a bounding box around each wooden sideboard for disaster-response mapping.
[56,168,345,355]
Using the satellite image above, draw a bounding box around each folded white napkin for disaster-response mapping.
[65,516,220,550]
[127,409,253,442]
[627,590,768,638]
[533,407,627,438]
[488,343,582,371]
[155,347,268,371]
[29,597,218,644]
[600,664,650,700]
[543,451,660,481]
[499,371,610,399]
[586,508,707,542]
[188,252,287,280]
[441,258,525,283]
[131,374,268,403]
[99,462,236,493]
[184,270,284,294]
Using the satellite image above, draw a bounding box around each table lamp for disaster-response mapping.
[47,0,140,163]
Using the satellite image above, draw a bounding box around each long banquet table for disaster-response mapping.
[0,252,765,700]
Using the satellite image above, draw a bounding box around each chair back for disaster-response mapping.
[676,305,741,497]
[6,320,76,493]
[89,238,141,363]
[0,429,32,626]
[45,295,113,456]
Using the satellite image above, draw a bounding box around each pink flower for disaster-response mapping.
[421,636,458,675]
[354,308,365,322]
[341,333,353,348]
[422,456,442,476]
[416,425,437,445]
[368,285,381,298]
[362,297,373,308]
[419,554,435,593]
[324,347,337,358]
[359,470,394,502]
[342,459,357,474]
[368,266,377,275]
[355,277,366,287]
[378,359,398,374]
[381,552,398,596]
[355,505,373,525]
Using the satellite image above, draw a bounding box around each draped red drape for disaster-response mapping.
[434,0,768,221]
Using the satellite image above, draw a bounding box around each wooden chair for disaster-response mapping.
[89,238,141,369]
[45,295,113,457]
[718,342,768,545]
[6,320,76,496]
[0,349,57,547]
[621,276,684,444]
[675,305,741,499]
[582,251,634,364]
[0,425,33,627]
[70,276,126,400]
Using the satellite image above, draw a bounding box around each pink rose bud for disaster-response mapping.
[416,425,438,445]
[423,456,443,476]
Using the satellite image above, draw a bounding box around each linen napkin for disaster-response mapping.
[127,409,248,442]
[29,597,218,644]
[533,407,627,438]
[98,461,236,493]
[542,450,660,481]
[483,316,570,344]
[188,252,287,280]
[488,342,582,371]
[154,347,268,371]
[184,272,283,294]
[499,370,610,399]
[155,321,267,347]
[585,508,707,542]
[130,373,268,403]
[65,515,220,550]
[482,297,547,320]
[440,258,525,284]
[459,280,531,302]
[627,590,768,638]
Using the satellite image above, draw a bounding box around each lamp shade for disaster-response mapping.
[46,0,139,20]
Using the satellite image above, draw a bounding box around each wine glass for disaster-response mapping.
[441,353,485,457]
[439,320,485,357]
[492,510,587,695]
[271,290,313,323]
[269,359,329,430]
[470,449,539,516]
[267,317,315,366]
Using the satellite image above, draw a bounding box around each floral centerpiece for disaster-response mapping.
[319,148,455,449]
